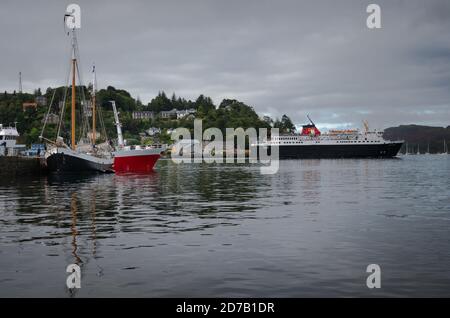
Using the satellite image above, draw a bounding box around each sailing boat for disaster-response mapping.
[425,142,430,155]
[41,26,113,173]
[416,144,420,155]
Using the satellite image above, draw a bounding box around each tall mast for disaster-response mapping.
[19,72,22,94]
[92,65,96,145]
[71,30,77,150]
[111,101,124,148]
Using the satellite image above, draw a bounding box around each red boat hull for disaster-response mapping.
[113,149,161,173]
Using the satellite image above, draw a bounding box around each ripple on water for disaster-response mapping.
[0,157,450,297]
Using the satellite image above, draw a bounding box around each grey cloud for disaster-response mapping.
[0,0,449,129]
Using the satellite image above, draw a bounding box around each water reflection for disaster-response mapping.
[2,157,450,297]
[301,160,322,205]
[70,193,81,265]
[0,161,267,250]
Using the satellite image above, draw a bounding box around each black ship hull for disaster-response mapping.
[46,149,113,173]
[263,142,403,159]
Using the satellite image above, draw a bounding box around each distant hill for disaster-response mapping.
[384,125,450,154]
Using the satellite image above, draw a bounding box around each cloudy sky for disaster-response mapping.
[0,0,449,129]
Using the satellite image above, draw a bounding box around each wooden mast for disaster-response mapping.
[71,57,76,150]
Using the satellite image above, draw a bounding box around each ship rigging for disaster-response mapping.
[40,20,113,173]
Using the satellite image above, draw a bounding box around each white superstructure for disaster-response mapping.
[0,124,26,156]
[268,129,390,146]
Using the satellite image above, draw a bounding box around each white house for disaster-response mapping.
[176,108,196,119]
[133,111,155,120]
[146,127,161,136]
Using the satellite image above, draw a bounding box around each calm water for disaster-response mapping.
[1,156,450,297]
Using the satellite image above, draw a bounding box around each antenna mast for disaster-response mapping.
[19,72,22,93]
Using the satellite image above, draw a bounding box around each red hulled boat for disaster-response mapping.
[110,101,165,173]
[114,146,162,173]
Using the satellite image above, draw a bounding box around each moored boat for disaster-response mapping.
[0,124,26,156]
[113,146,162,173]
[45,146,113,173]
[110,101,164,173]
[41,21,113,173]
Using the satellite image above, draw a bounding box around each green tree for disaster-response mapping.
[274,114,295,133]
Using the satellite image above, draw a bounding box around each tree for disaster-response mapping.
[148,91,172,112]
[262,116,274,127]
[26,127,40,144]
[34,88,42,96]
[195,95,215,115]
[45,87,53,97]
[281,115,295,133]
[274,114,295,133]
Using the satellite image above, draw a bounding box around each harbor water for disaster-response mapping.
[1,155,449,297]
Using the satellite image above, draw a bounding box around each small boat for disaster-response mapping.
[0,123,26,156]
[110,101,164,173]
[1,124,45,176]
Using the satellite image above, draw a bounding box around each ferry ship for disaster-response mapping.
[260,117,403,159]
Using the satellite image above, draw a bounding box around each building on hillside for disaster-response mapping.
[41,113,60,125]
[132,111,155,120]
[35,96,47,106]
[176,108,196,119]
[159,109,177,119]
[22,102,38,111]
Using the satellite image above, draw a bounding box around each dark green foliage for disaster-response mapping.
[1,87,273,146]
[274,114,296,133]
